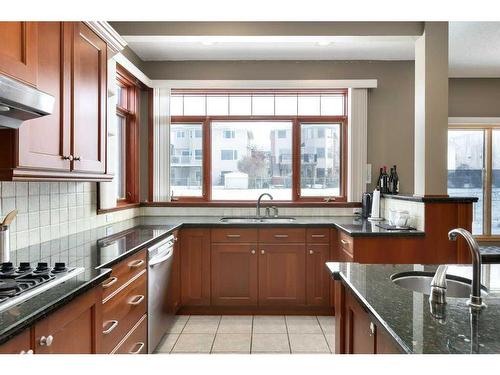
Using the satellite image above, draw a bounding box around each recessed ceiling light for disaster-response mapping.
[317,41,332,47]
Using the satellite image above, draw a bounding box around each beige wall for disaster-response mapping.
[143,60,416,194]
[449,78,500,117]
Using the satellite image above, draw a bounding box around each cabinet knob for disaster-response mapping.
[20,349,33,354]
[73,156,81,161]
[62,155,73,161]
[309,250,314,255]
[39,335,54,347]
[369,322,375,336]
[251,249,256,254]
[260,250,265,254]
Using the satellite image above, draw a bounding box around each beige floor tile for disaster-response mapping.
[317,316,335,334]
[251,333,290,353]
[289,334,330,354]
[285,316,322,334]
[166,315,190,334]
[155,333,179,353]
[252,315,287,334]
[324,333,335,353]
[182,315,221,334]
[218,315,253,334]
[171,333,215,353]
[211,333,251,353]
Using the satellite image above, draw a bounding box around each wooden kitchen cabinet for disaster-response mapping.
[166,230,181,313]
[0,329,32,354]
[0,22,38,85]
[34,287,102,354]
[306,243,330,307]
[180,228,211,306]
[0,21,111,181]
[344,290,376,354]
[258,244,306,306]
[211,243,258,306]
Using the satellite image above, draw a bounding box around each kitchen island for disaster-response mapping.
[327,262,500,354]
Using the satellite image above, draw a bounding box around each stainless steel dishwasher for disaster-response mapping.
[148,234,175,353]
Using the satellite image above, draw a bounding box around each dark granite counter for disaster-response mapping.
[382,194,479,203]
[327,262,500,354]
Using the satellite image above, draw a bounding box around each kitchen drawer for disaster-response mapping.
[338,231,354,261]
[112,314,147,354]
[102,271,147,354]
[258,228,305,243]
[306,228,330,243]
[102,249,147,301]
[211,228,258,243]
[0,329,32,354]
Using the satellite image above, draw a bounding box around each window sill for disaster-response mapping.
[97,202,140,214]
[141,201,360,208]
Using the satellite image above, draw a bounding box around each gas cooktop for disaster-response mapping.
[0,262,84,313]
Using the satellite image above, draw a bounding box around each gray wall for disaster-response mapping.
[143,60,416,194]
[449,78,500,117]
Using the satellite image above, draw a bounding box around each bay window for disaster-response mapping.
[169,89,347,203]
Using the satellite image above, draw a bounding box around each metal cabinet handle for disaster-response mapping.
[311,234,325,238]
[369,322,375,336]
[39,335,54,347]
[129,342,145,354]
[309,250,314,255]
[62,155,73,161]
[128,259,145,268]
[260,250,265,254]
[251,249,256,254]
[340,239,349,246]
[102,277,118,289]
[73,156,81,161]
[226,234,241,238]
[274,234,289,238]
[129,295,145,306]
[103,320,119,335]
[20,349,34,354]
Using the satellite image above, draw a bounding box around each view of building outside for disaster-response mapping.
[170,123,203,197]
[447,129,484,234]
[492,130,500,234]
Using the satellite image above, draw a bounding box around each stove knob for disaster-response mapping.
[18,262,32,272]
[36,262,49,272]
[1,262,14,272]
[53,262,67,272]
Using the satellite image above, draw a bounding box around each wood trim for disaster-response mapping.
[141,201,361,208]
[177,305,333,316]
[172,88,349,95]
[97,202,140,214]
[147,87,154,202]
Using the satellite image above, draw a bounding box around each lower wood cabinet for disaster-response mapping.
[0,329,32,354]
[258,244,306,306]
[111,314,147,354]
[211,243,258,306]
[306,243,330,307]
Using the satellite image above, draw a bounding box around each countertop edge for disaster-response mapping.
[326,262,412,354]
[0,268,112,345]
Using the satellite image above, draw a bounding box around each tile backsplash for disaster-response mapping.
[380,197,425,230]
[0,181,140,252]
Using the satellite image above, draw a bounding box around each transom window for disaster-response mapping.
[169,89,347,203]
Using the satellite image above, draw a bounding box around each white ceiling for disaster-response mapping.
[123,22,500,77]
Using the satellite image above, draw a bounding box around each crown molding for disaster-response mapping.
[84,21,127,55]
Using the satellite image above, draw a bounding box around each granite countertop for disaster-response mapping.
[327,262,500,354]
[382,194,479,203]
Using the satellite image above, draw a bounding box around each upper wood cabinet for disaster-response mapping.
[0,22,111,181]
[0,22,38,85]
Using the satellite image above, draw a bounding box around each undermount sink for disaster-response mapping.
[219,216,296,223]
[391,271,488,298]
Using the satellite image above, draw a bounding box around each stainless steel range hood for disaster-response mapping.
[0,74,55,129]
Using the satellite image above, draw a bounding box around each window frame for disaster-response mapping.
[170,114,348,204]
[448,123,500,240]
[114,64,141,208]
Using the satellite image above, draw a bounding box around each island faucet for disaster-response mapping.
[448,228,485,309]
[429,264,449,304]
[256,193,273,217]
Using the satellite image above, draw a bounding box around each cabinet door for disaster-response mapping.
[166,231,181,313]
[71,22,107,174]
[17,22,71,171]
[258,244,306,306]
[345,291,376,354]
[211,243,258,306]
[306,244,330,307]
[180,229,211,306]
[0,22,37,85]
[34,287,102,354]
[0,329,32,354]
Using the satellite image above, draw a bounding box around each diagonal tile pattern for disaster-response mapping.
[155,315,335,354]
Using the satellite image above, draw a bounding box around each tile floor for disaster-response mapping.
[155,315,335,354]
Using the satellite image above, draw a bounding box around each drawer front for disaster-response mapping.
[102,249,147,300]
[102,272,147,353]
[112,314,147,354]
[306,228,330,243]
[258,228,305,243]
[211,228,258,243]
[339,231,354,260]
[0,329,32,354]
